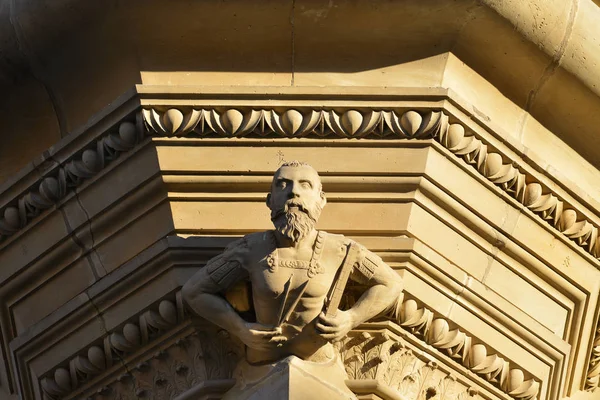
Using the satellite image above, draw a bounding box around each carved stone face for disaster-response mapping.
[267,165,327,242]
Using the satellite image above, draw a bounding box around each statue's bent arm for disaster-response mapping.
[318,244,403,341]
[182,238,282,351]
[181,261,249,336]
[347,246,403,325]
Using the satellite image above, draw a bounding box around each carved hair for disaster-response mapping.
[279,160,311,168]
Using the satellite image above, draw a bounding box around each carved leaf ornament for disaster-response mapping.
[0,122,141,239]
[396,299,540,400]
[41,294,186,399]
[41,293,541,400]
[338,330,476,400]
[142,108,444,139]
[2,107,597,273]
[587,323,600,391]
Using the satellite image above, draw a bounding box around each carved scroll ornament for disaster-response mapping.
[338,329,484,400]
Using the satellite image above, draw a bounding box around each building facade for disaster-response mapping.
[0,1,599,399]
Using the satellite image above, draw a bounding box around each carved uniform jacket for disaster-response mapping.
[204,230,384,329]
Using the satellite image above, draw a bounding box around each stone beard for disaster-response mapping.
[270,199,323,243]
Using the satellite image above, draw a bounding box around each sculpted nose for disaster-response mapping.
[288,183,300,198]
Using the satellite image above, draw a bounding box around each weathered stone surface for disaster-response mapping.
[0,2,600,399]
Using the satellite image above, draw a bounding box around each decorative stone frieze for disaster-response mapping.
[0,120,141,242]
[391,297,540,400]
[39,290,540,400]
[41,292,189,399]
[144,106,600,267]
[3,105,600,274]
[142,108,447,139]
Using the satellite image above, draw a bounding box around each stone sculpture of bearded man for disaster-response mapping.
[182,161,403,399]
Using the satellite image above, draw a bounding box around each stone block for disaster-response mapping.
[222,356,356,400]
[11,257,97,335]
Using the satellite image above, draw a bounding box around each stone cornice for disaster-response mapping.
[144,106,600,269]
[149,105,600,272]
[3,1,600,170]
[3,105,600,273]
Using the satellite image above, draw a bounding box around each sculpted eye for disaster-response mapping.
[301,182,312,189]
[277,181,287,189]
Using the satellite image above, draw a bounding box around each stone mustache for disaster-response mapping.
[182,161,403,399]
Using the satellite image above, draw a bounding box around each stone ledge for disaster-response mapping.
[4,100,600,273]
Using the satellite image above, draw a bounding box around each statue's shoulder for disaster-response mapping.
[223,231,271,249]
[320,231,378,260]
[233,231,276,256]
[242,231,274,245]
[319,231,353,249]
[205,232,273,285]
[320,231,354,248]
